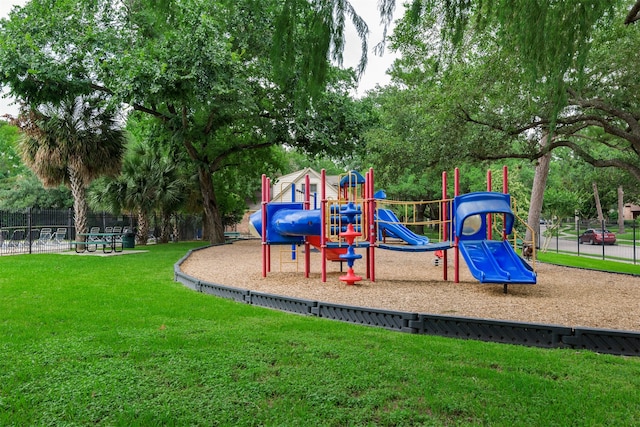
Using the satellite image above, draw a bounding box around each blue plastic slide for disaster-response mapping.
[376,208,430,246]
[458,240,536,284]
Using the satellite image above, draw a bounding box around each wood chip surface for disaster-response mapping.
[179,240,640,332]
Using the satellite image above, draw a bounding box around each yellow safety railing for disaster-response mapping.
[325,198,369,245]
[374,198,453,244]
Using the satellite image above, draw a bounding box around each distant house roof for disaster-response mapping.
[271,168,339,202]
[325,174,339,188]
[245,169,345,211]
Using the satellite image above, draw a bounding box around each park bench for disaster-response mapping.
[224,231,243,240]
[71,231,124,254]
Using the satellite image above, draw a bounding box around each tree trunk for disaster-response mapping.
[593,182,604,221]
[201,212,210,241]
[171,213,180,242]
[416,204,426,235]
[159,211,171,243]
[68,165,88,242]
[525,133,551,247]
[136,209,149,245]
[618,186,625,233]
[197,166,225,244]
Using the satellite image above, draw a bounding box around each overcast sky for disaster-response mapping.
[0,0,27,117]
[0,0,402,117]
[343,1,402,96]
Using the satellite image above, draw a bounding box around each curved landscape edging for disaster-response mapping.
[175,246,640,357]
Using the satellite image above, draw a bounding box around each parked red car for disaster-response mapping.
[578,228,617,245]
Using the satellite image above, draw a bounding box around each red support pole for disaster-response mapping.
[442,171,448,281]
[266,177,271,273]
[454,168,460,283]
[304,173,311,278]
[364,169,370,280]
[368,168,375,282]
[321,169,327,282]
[261,174,267,277]
[503,165,508,240]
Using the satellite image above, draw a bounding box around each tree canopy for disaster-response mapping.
[3,0,640,234]
[355,0,640,236]
[17,94,127,236]
[367,0,640,187]
[0,0,373,243]
[0,120,72,209]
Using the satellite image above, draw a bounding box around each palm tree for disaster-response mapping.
[17,94,127,240]
[90,139,187,245]
[152,159,187,243]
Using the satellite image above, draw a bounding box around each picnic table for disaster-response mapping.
[72,232,124,254]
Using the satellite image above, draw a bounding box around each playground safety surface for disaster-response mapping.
[180,239,640,332]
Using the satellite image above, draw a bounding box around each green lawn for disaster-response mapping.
[536,251,640,275]
[1,243,640,425]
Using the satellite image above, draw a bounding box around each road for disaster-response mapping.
[537,226,639,263]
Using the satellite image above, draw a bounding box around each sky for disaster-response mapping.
[0,0,27,117]
[0,0,402,117]
[343,1,402,96]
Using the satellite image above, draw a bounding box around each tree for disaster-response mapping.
[90,119,189,245]
[0,0,372,244]
[0,121,23,180]
[0,121,73,209]
[370,0,640,184]
[16,95,126,238]
[381,0,618,118]
[0,173,72,210]
[525,133,552,245]
[280,148,346,176]
[375,0,640,243]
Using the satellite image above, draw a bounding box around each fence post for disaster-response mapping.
[27,207,32,254]
[68,208,73,247]
[576,219,580,256]
[601,219,606,260]
[634,220,637,265]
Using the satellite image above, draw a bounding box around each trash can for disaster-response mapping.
[122,231,135,249]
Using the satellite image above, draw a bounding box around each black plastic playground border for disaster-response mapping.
[174,245,640,357]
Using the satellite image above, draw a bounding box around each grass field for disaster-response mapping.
[536,251,640,275]
[1,242,639,425]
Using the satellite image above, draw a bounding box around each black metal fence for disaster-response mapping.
[0,208,203,255]
[539,219,640,264]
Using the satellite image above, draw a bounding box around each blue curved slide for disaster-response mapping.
[376,208,430,246]
[452,192,536,285]
[458,240,536,284]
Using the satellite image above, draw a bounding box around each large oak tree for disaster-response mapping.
[0,0,370,244]
[365,0,640,242]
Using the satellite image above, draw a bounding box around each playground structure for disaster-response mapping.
[249,167,536,292]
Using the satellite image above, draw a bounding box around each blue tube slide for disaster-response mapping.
[249,204,322,244]
[272,209,322,236]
